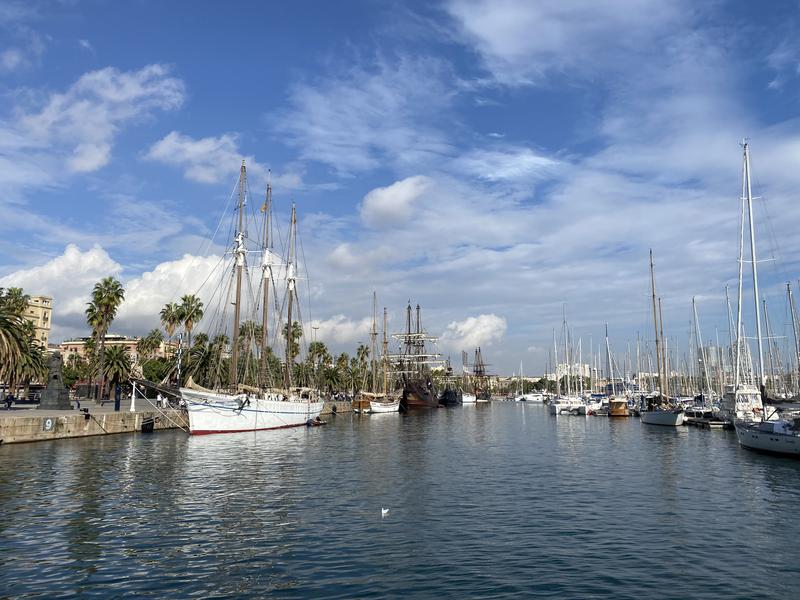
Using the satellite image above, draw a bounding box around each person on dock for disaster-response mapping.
[4,393,13,410]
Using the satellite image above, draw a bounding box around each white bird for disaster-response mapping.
[381,507,390,517]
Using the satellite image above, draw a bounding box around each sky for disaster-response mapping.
[2,0,800,375]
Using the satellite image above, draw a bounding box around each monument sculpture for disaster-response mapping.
[38,351,72,410]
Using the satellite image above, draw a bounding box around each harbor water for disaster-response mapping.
[1,403,798,598]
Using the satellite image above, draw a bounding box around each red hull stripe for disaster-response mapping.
[190,422,309,435]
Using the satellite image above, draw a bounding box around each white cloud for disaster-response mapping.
[440,314,507,352]
[0,244,122,340]
[360,175,432,228]
[307,315,372,345]
[7,64,184,175]
[0,245,226,342]
[273,55,456,174]
[145,130,306,191]
[78,39,92,51]
[450,147,559,183]
[445,0,685,85]
[145,131,249,184]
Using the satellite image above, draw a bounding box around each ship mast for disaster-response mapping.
[260,171,272,385]
[743,142,766,393]
[649,250,663,400]
[370,292,378,393]
[230,160,246,387]
[382,307,389,395]
[284,203,297,390]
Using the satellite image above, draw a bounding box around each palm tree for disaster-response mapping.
[160,302,183,339]
[0,309,29,387]
[180,294,204,348]
[103,345,131,390]
[0,287,30,315]
[137,329,164,361]
[282,320,303,364]
[86,277,125,400]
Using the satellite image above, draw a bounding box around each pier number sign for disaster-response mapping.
[42,418,55,432]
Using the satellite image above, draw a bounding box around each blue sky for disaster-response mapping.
[3,0,800,374]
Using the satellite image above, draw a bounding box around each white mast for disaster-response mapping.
[743,141,766,391]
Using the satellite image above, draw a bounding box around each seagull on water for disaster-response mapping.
[381,507,390,517]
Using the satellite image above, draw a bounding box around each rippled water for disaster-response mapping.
[1,403,798,598]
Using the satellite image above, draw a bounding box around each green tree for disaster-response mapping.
[137,329,164,361]
[103,345,131,388]
[282,320,303,363]
[179,294,204,348]
[85,277,125,400]
[0,287,30,315]
[160,302,182,339]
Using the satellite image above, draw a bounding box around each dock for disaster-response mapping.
[686,417,732,430]
[0,398,353,445]
[0,402,187,445]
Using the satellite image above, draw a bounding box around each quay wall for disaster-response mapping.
[320,400,353,416]
[0,409,188,445]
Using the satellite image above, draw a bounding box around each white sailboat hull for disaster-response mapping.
[549,396,584,415]
[369,398,400,413]
[735,421,800,456]
[640,409,685,427]
[182,388,324,435]
[462,393,477,404]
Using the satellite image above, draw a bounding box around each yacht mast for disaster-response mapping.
[370,292,378,393]
[692,297,712,394]
[605,324,614,396]
[649,250,663,399]
[789,283,800,386]
[260,171,272,384]
[563,306,570,396]
[230,160,247,387]
[382,307,389,395]
[658,298,668,400]
[284,203,297,390]
[743,142,766,391]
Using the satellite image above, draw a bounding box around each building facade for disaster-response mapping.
[24,295,53,348]
[59,334,176,363]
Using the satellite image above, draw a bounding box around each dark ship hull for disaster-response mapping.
[438,387,462,406]
[476,389,491,401]
[401,378,438,411]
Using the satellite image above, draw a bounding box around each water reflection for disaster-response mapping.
[0,405,798,598]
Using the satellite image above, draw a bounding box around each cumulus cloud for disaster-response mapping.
[439,314,507,352]
[0,245,228,342]
[0,244,122,339]
[307,315,372,345]
[4,64,184,178]
[145,130,306,191]
[360,175,432,228]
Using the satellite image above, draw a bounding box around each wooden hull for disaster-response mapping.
[438,388,462,406]
[401,379,438,411]
[608,399,630,417]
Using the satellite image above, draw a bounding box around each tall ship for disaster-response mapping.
[472,347,492,402]
[393,303,441,411]
[180,162,323,434]
[437,358,463,406]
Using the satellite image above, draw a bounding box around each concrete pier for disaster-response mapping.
[0,398,352,444]
[0,405,187,445]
